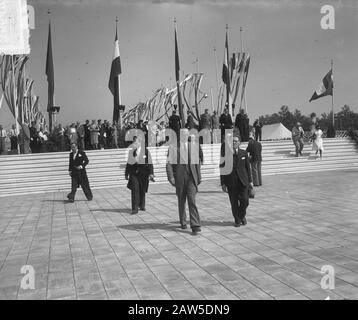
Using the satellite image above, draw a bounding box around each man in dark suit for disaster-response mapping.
[220,135,253,227]
[166,129,203,235]
[219,107,233,142]
[246,133,262,186]
[234,109,245,141]
[67,142,93,202]
[169,108,182,139]
[84,120,91,150]
[253,119,263,142]
[185,110,196,130]
[125,137,154,214]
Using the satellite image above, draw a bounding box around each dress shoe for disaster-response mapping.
[234,222,241,227]
[139,207,146,211]
[192,227,201,235]
[241,217,247,226]
[180,224,187,229]
[131,210,138,214]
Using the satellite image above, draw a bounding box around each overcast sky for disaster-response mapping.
[1,0,357,129]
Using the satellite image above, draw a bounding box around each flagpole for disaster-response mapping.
[331,59,334,127]
[210,87,214,113]
[116,17,122,107]
[225,24,232,117]
[11,55,20,154]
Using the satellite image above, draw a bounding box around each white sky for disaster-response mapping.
[1,0,357,128]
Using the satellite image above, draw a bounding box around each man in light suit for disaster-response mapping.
[220,135,253,227]
[166,129,203,235]
[67,142,93,202]
[125,137,155,214]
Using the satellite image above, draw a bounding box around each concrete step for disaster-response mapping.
[1,158,358,191]
[1,163,357,198]
[0,138,357,197]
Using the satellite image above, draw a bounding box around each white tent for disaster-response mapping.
[262,123,292,140]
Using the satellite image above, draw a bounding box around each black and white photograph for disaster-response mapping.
[0,0,358,306]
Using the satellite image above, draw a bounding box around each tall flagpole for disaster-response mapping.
[210,87,214,113]
[11,55,20,154]
[240,26,247,114]
[116,17,122,106]
[331,59,334,127]
[225,24,232,116]
[213,46,219,106]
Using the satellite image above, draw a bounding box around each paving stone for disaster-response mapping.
[17,288,47,300]
[0,171,357,300]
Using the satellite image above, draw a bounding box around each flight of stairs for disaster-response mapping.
[0,138,357,197]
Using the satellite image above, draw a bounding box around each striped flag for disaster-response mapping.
[45,21,54,113]
[222,29,230,105]
[240,55,250,109]
[108,26,122,103]
[309,69,333,102]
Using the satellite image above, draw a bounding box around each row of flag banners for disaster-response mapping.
[40,20,334,120]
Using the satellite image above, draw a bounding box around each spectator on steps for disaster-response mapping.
[90,120,99,150]
[253,119,263,142]
[9,124,18,152]
[292,122,304,157]
[246,133,262,186]
[219,107,233,142]
[19,122,31,154]
[0,125,7,155]
[312,124,324,160]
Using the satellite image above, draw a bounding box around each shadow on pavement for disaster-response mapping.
[116,220,235,233]
[41,199,87,203]
[91,208,132,214]
[116,222,188,234]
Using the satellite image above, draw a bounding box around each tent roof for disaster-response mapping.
[261,123,292,140]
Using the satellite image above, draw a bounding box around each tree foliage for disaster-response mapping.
[259,105,358,131]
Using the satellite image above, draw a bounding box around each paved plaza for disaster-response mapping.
[1,170,358,300]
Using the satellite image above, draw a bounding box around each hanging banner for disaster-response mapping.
[0,0,30,55]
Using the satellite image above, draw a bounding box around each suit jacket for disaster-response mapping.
[166,142,203,190]
[125,148,154,192]
[219,113,233,129]
[69,150,90,188]
[69,150,89,172]
[169,115,182,134]
[220,145,252,188]
[246,139,262,162]
[200,113,212,130]
[235,113,245,129]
